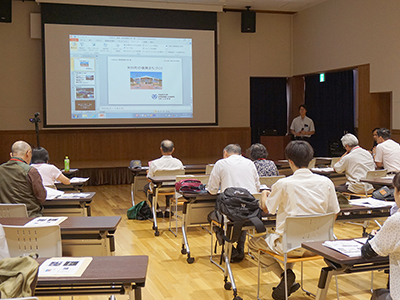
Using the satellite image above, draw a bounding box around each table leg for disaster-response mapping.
[315,266,334,300]
[130,175,136,207]
[134,288,142,300]
[181,202,194,263]
[153,186,159,236]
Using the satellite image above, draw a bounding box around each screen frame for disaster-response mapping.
[41,3,218,128]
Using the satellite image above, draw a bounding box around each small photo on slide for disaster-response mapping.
[76,87,95,99]
[130,72,162,90]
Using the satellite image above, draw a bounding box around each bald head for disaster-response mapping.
[10,141,32,163]
[160,140,175,154]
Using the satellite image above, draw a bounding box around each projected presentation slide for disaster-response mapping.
[69,34,193,119]
[107,57,183,105]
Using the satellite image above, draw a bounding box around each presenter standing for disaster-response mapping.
[290,104,315,142]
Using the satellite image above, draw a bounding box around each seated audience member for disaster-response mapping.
[374,128,400,173]
[249,143,279,177]
[334,133,375,194]
[0,141,46,217]
[371,127,379,154]
[249,141,340,300]
[144,140,184,218]
[31,147,70,188]
[207,144,260,262]
[361,173,400,300]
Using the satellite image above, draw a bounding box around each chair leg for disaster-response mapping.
[284,261,288,300]
[335,275,340,300]
[370,271,374,293]
[300,261,317,297]
[257,250,262,300]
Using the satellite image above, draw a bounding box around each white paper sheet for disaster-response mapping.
[39,257,93,277]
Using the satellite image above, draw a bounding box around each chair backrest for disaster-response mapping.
[3,225,62,257]
[366,169,387,179]
[153,169,185,177]
[259,175,285,187]
[0,224,10,260]
[176,174,210,185]
[0,203,28,218]
[330,157,341,168]
[252,193,262,201]
[205,164,214,175]
[308,158,317,169]
[283,212,336,254]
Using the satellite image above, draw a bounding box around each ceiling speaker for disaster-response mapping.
[241,10,255,33]
[0,0,11,23]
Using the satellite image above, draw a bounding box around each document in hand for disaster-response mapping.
[45,187,65,200]
[38,257,93,277]
[70,177,90,183]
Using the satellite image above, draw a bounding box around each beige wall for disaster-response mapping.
[0,2,42,131]
[0,2,292,130]
[293,0,400,129]
[217,12,292,127]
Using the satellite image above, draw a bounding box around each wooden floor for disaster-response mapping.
[43,184,387,300]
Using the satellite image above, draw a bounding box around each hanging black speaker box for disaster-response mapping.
[0,0,12,23]
[241,10,255,33]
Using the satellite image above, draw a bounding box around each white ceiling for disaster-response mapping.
[123,0,328,12]
[35,0,328,13]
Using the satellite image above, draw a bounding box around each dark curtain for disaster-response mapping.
[305,70,355,156]
[250,77,287,144]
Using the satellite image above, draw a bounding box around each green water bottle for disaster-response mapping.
[64,156,70,172]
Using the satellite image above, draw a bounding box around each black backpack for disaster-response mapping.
[213,187,266,243]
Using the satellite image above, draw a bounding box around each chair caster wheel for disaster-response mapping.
[233,296,242,300]
[154,231,160,236]
[224,282,232,290]
[187,257,194,264]
[181,248,187,254]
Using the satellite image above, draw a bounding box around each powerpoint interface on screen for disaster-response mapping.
[69,34,193,119]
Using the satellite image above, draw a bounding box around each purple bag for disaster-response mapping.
[175,179,205,193]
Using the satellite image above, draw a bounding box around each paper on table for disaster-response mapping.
[311,167,334,172]
[45,187,65,200]
[353,237,368,244]
[24,216,68,227]
[323,240,362,257]
[70,177,90,183]
[38,257,93,277]
[349,198,395,208]
[57,193,91,199]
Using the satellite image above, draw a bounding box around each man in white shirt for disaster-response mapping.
[374,128,400,173]
[249,141,340,300]
[334,133,375,194]
[145,140,184,218]
[207,144,260,262]
[290,104,315,141]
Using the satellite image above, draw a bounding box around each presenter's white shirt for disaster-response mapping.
[375,139,400,173]
[31,163,62,187]
[147,155,184,178]
[264,168,340,251]
[290,115,315,137]
[334,146,375,193]
[207,154,260,194]
[370,212,400,300]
